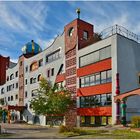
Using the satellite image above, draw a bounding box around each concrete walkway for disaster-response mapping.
[0,123,130,139]
[0,123,64,139]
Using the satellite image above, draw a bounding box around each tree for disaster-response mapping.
[93,32,102,42]
[30,78,73,126]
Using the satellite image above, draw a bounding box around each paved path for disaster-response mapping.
[0,123,130,139]
[0,123,64,139]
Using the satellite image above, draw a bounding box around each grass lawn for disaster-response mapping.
[0,133,13,138]
[61,129,140,139]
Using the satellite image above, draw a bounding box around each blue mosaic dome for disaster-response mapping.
[22,40,42,55]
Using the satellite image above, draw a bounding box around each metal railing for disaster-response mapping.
[100,24,140,43]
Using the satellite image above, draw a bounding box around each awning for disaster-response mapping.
[2,105,26,111]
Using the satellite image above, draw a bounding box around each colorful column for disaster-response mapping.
[116,73,120,124]
[121,100,127,126]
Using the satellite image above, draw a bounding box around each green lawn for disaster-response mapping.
[0,133,13,138]
[62,129,140,139]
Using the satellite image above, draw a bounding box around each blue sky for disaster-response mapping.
[0,1,140,62]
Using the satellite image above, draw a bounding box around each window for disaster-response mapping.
[31,89,38,97]
[101,71,106,84]
[106,94,112,105]
[57,64,64,75]
[25,79,27,85]
[1,88,4,94]
[47,70,50,78]
[85,77,90,87]
[79,70,112,88]
[15,71,18,77]
[80,93,112,108]
[51,68,54,76]
[25,66,28,72]
[8,97,10,101]
[7,86,9,92]
[30,61,38,71]
[139,76,140,84]
[30,78,36,84]
[46,49,60,63]
[79,46,111,67]
[80,116,111,127]
[11,96,13,101]
[38,74,42,81]
[68,27,74,37]
[25,103,28,109]
[80,78,85,87]
[7,76,9,81]
[25,91,28,98]
[95,73,100,85]
[83,31,88,40]
[13,84,14,88]
[107,70,112,82]
[15,94,18,99]
[101,94,106,106]
[39,59,43,67]
[16,83,18,88]
[10,74,14,80]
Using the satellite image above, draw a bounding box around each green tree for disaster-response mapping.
[30,78,73,126]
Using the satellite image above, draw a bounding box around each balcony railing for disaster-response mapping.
[100,24,140,43]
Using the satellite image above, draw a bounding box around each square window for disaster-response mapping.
[83,31,88,40]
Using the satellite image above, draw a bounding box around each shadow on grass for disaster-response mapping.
[61,129,140,139]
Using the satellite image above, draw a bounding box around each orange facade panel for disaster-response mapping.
[55,73,65,83]
[77,107,112,116]
[77,83,112,97]
[77,58,111,77]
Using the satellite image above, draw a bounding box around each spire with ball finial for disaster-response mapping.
[76,8,80,19]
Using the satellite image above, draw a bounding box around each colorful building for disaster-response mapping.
[0,16,140,126]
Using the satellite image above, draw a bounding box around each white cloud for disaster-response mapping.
[10,58,18,63]
[0,2,49,36]
[37,34,58,50]
[37,38,54,50]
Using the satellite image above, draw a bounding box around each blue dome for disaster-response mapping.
[22,40,42,55]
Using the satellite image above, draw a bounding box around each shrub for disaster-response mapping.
[59,125,86,135]
[131,116,140,128]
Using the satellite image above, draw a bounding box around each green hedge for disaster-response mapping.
[59,125,86,135]
[131,116,140,128]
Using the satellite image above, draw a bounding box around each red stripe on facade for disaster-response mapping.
[77,83,112,97]
[77,107,112,116]
[77,58,111,77]
[55,73,65,83]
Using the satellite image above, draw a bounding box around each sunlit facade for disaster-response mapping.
[0,18,140,126]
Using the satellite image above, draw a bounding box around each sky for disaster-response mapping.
[0,1,140,63]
